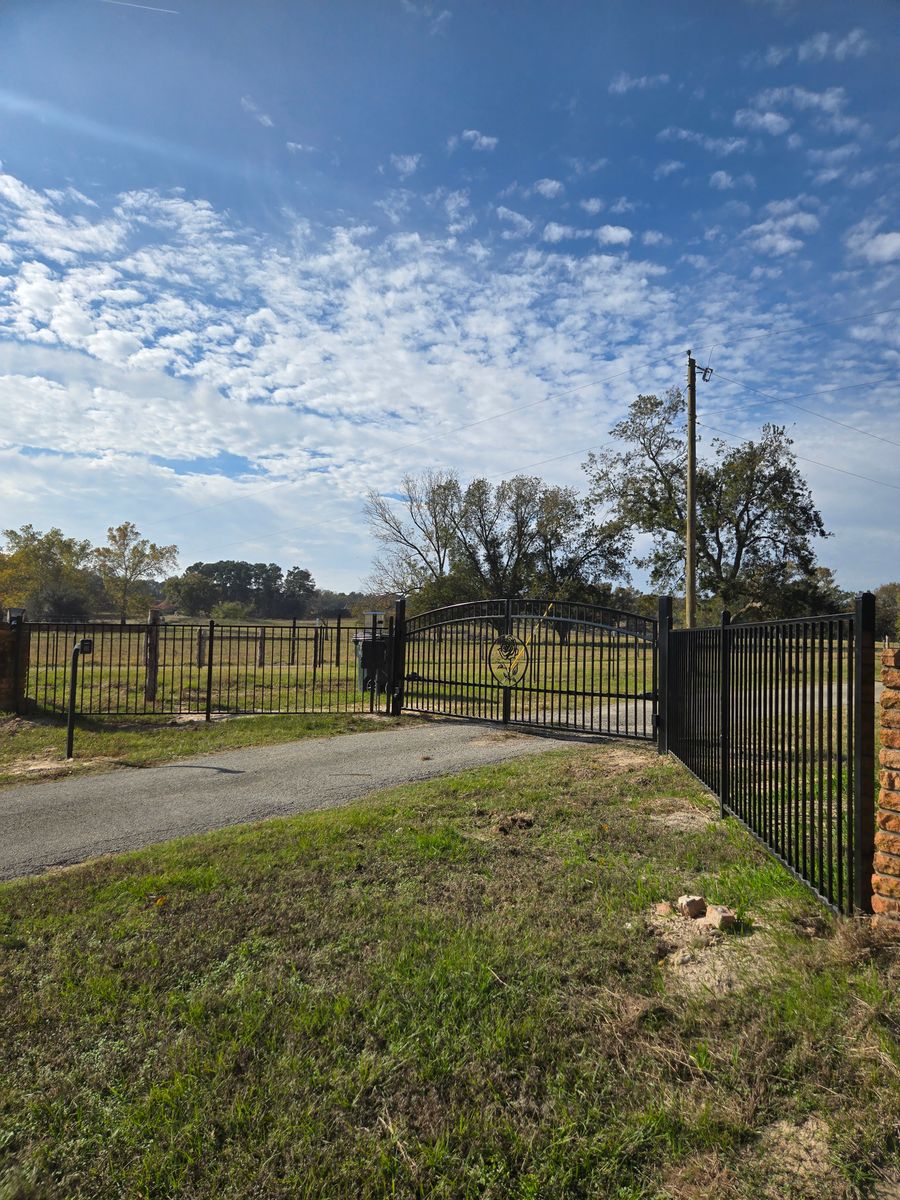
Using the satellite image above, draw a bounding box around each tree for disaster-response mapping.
[583,390,830,617]
[365,471,627,611]
[0,524,97,616]
[92,523,178,621]
[874,582,900,642]
[164,570,220,616]
[282,567,317,617]
[365,470,458,594]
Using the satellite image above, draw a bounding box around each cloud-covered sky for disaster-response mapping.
[0,0,898,591]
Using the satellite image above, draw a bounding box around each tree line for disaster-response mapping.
[0,525,378,623]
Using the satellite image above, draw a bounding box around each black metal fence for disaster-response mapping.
[19,615,397,718]
[660,595,876,915]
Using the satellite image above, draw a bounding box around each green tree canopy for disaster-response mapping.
[0,524,98,617]
[583,389,831,618]
[92,522,178,621]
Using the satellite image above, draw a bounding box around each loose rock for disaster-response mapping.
[702,904,737,931]
[677,894,707,919]
[654,901,674,917]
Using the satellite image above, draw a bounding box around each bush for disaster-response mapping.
[210,600,255,622]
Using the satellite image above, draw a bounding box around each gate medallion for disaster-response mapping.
[488,635,528,686]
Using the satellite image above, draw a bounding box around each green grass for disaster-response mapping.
[1,745,898,1198]
[0,711,411,787]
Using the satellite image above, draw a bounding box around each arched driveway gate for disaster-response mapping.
[400,598,657,739]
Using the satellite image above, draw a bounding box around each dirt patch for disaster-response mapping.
[873,1175,900,1200]
[565,746,651,780]
[5,749,119,779]
[0,716,33,736]
[749,1117,846,1199]
[649,906,768,997]
[639,795,715,833]
[469,731,530,745]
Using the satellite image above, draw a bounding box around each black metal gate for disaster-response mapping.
[402,598,657,738]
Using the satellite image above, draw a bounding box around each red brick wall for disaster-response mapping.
[873,648,900,933]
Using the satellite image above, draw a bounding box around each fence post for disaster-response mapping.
[391,595,407,716]
[289,617,297,667]
[205,619,215,722]
[720,609,731,817]
[656,596,672,755]
[144,609,160,702]
[854,591,875,913]
[257,627,266,669]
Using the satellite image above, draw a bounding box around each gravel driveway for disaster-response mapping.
[0,720,599,882]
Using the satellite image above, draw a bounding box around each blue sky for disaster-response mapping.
[0,0,898,593]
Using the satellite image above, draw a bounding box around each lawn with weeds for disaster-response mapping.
[0,711,410,787]
[1,744,899,1198]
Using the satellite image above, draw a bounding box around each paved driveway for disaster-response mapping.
[0,720,600,882]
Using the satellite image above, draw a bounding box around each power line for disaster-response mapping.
[697,419,900,494]
[707,371,900,451]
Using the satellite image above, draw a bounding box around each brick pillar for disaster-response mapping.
[873,647,900,933]
[0,624,29,714]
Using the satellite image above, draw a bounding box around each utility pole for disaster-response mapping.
[685,350,697,629]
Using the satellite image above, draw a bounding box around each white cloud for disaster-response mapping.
[833,28,872,60]
[807,143,860,166]
[286,142,317,154]
[566,157,608,175]
[494,206,533,238]
[532,178,564,199]
[756,28,871,66]
[641,230,668,245]
[710,170,755,190]
[755,86,847,116]
[240,95,274,128]
[846,218,900,264]
[609,197,635,214]
[653,160,684,180]
[579,197,603,215]
[460,128,498,151]
[745,205,820,256]
[401,1,451,36]
[734,109,791,135]
[542,222,577,243]
[390,153,422,178]
[797,32,831,62]
[595,225,632,245]
[658,127,747,155]
[608,71,670,95]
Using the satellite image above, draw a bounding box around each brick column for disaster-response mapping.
[0,624,29,714]
[873,648,900,933]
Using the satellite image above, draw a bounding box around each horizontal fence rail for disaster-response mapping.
[19,618,396,718]
[665,597,875,915]
[404,598,657,738]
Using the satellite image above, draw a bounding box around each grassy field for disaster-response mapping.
[1,744,898,1198]
[0,711,409,788]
